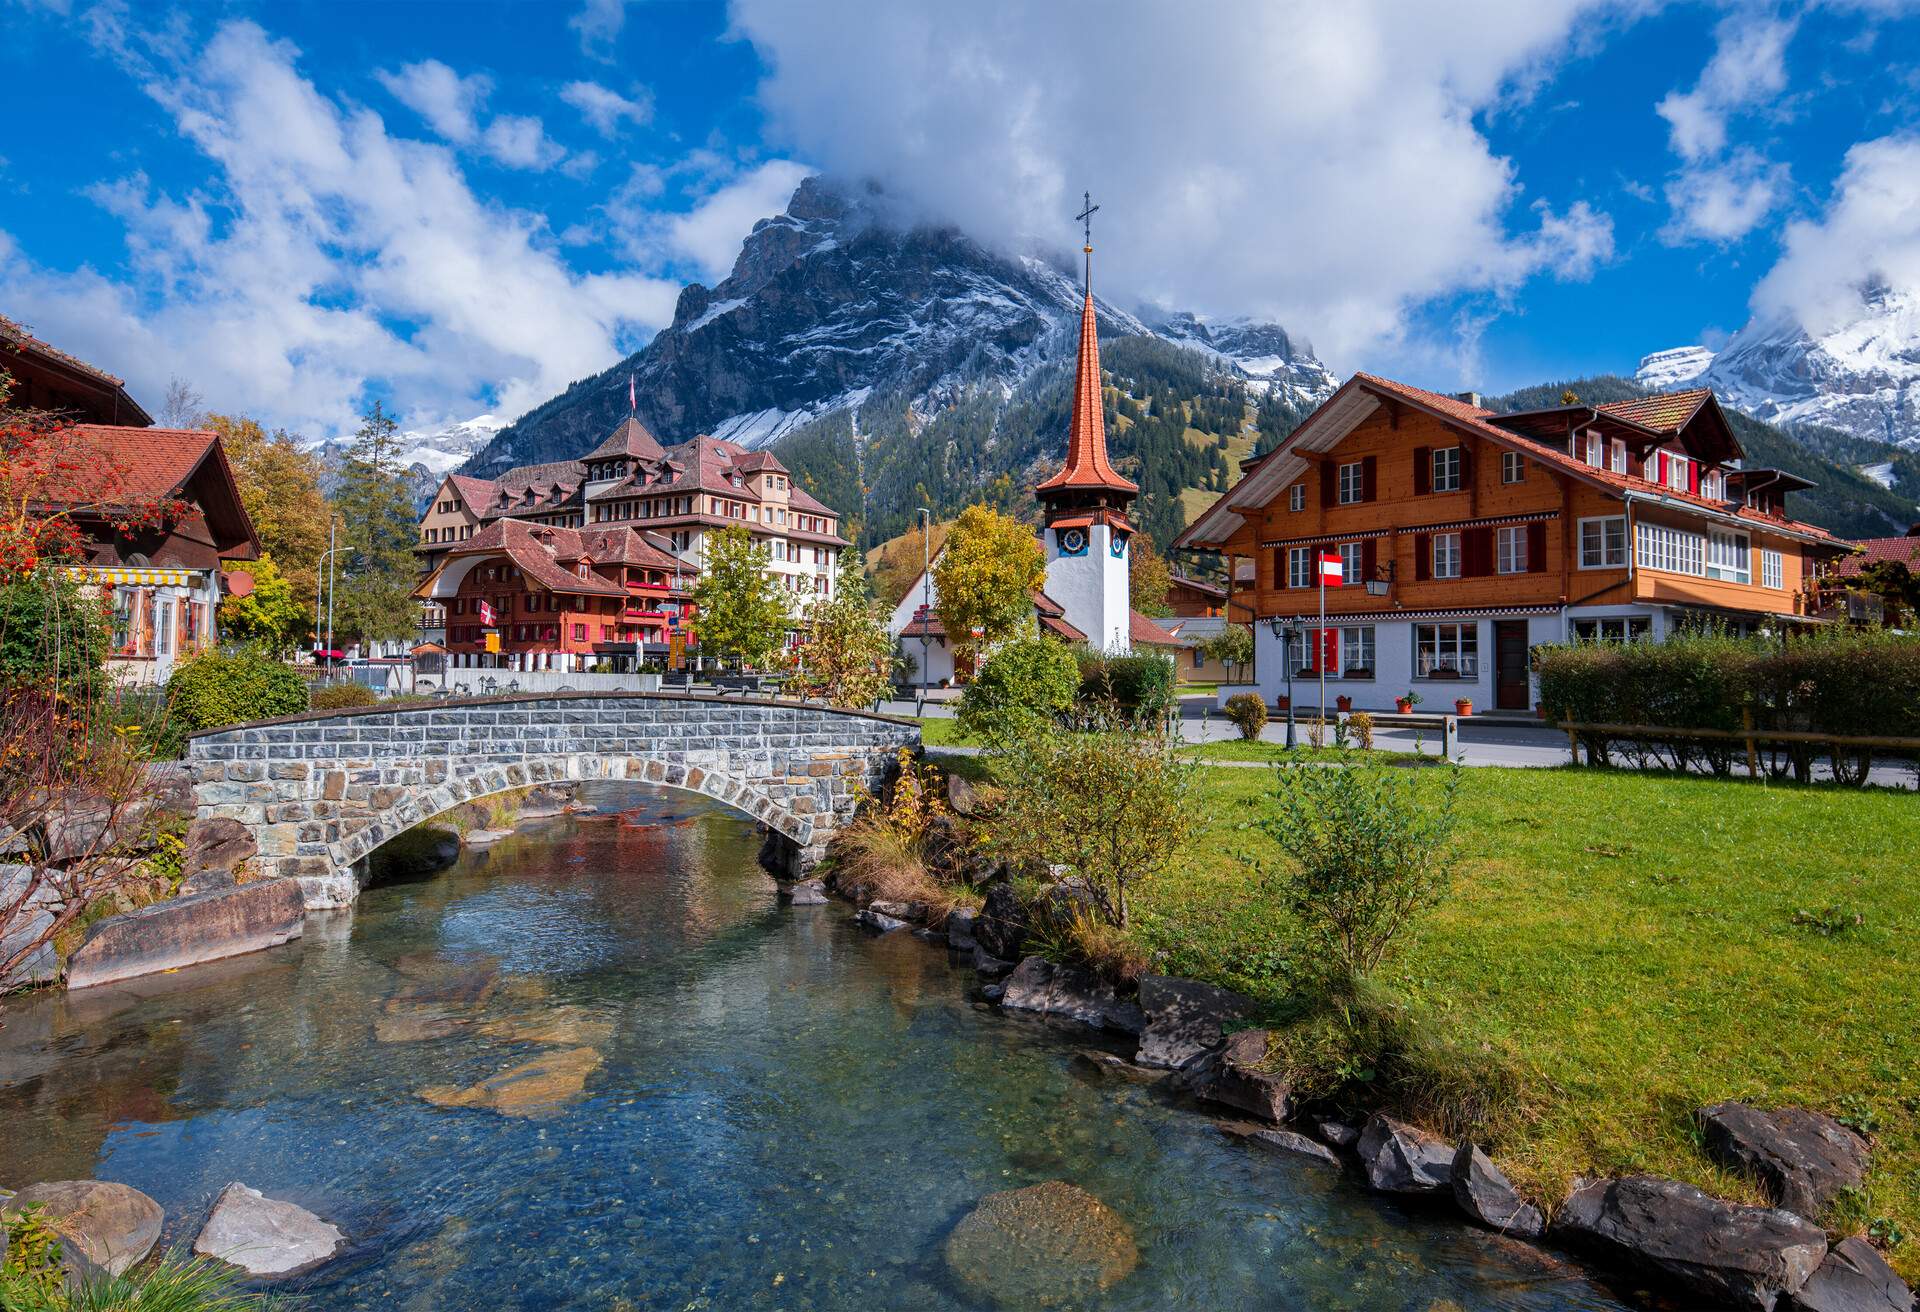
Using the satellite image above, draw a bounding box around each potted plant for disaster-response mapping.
[636,660,665,692]
[1335,694,1353,712]
[1275,694,1290,711]
[1395,689,1421,714]
[1454,696,1474,716]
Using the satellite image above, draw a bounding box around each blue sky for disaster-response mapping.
[3,0,1917,438]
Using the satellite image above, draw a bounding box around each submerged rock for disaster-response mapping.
[463,828,513,846]
[999,956,1143,1034]
[786,879,827,905]
[1229,1125,1341,1166]
[944,1180,1138,1306]
[1700,1102,1870,1218]
[1356,1114,1455,1194]
[417,1046,603,1118]
[378,956,500,1042]
[1451,1143,1544,1237]
[1182,1028,1291,1122]
[476,1008,614,1047]
[194,1182,343,1277]
[1069,1049,1165,1086]
[1783,1236,1913,1312]
[1554,1175,1827,1311]
[855,908,909,933]
[2,1180,163,1277]
[1134,974,1257,1069]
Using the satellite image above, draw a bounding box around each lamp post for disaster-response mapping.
[1269,615,1298,748]
[313,517,342,678]
[917,506,932,716]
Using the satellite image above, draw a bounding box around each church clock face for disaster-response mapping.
[1110,530,1129,558]
[1058,527,1088,557]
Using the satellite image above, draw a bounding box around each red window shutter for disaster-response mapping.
[1688,461,1700,494]
[1320,461,1336,507]
[1415,534,1432,580]
[1362,455,1379,501]
[1458,444,1474,486]
[1413,447,1431,495]
[1467,527,1493,577]
[1272,547,1284,583]
[1321,628,1339,674]
[1655,452,1667,484]
[1362,538,1378,580]
[1527,521,1548,573]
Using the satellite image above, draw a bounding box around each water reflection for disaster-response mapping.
[0,784,1632,1310]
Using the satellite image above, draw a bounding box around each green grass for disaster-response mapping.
[1132,763,1920,1272]
[1178,740,1424,765]
[914,716,979,748]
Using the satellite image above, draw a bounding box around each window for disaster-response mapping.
[1501,451,1525,483]
[1432,447,1462,492]
[1415,623,1477,677]
[1762,549,1784,590]
[1432,532,1462,579]
[1337,461,1364,504]
[1496,525,1527,574]
[1573,617,1652,643]
[1341,625,1376,676]
[1702,469,1725,500]
[1287,546,1312,588]
[572,624,587,642]
[1288,483,1306,512]
[1579,517,1627,568]
[1611,439,1627,474]
[1340,541,1364,585]
[1584,431,1604,468]
[155,599,175,655]
[1285,629,1314,675]
[1706,529,1751,584]
[1636,521,1705,576]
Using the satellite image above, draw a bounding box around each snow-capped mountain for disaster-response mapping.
[1635,283,1920,451]
[464,176,1335,474]
[302,413,505,505]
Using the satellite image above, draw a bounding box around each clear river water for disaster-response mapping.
[0,783,1638,1311]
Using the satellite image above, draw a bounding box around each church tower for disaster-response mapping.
[1036,196,1137,653]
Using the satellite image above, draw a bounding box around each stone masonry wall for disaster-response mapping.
[186,694,920,908]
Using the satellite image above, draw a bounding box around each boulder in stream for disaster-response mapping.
[1134,974,1257,1069]
[194,1183,343,1277]
[65,881,306,990]
[1181,1028,1292,1122]
[999,956,1143,1034]
[1782,1236,1914,1312]
[944,1180,1138,1307]
[417,1046,603,1118]
[2,1180,163,1277]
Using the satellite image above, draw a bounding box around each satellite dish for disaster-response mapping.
[126,552,152,566]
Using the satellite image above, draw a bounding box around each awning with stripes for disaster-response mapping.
[65,566,203,587]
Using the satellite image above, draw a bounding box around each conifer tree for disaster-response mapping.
[332,400,419,646]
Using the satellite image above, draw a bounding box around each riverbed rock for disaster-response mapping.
[418,1046,603,1117]
[1782,1236,1913,1312]
[463,828,512,846]
[786,879,827,905]
[65,880,306,990]
[193,1183,342,1276]
[1700,1102,1871,1218]
[476,1007,614,1048]
[856,908,909,933]
[1182,1027,1291,1122]
[1554,1175,1828,1311]
[1357,1114,1455,1194]
[944,1180,1138,1307]
[177,818,259,895]
[973,944,1015,978]
[1000,956,1144,1034]
[868,899,925,922]
[1451,1143,1544,1237]
[1070,1049,1165,1085]
[1318,1119,1360,1148]
[946,907,977,950]
[973,883,1028,962]
[0,865,60,989]
[1225,1124,1341,1166]
[2,1180,163,1277]
[377,955,500,1041]
[1134,974,1258,1069]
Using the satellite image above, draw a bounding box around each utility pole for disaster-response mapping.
[918,506,932,716]
[326,516,338,677]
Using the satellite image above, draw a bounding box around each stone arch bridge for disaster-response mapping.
[186,692,920,908]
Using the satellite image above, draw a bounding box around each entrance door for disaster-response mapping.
[1494,621,1530,711]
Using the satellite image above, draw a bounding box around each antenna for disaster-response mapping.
[1074,190,1099,291]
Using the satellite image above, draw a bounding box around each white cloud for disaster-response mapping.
[481,114,566,171]
[561,80,653,137]
[0,20,677,437]
[569,0,627,60]
[1655,15,1794,161]
[603,157,811,284]
[1752,133,1920,335]
[1661,148,1791,243]
[375,59,489,145]
[729,0,1617,368]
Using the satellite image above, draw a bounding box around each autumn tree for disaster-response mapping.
[933,504,1044,670]
[1129,534,1173,617]
[871,518,948,608]
[786,561,893,708]
[692,525,790,669]
[217,553,309,656]
[331,400,418,647]
[203,414,332,606]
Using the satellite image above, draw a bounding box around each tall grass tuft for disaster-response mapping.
[0,1250,286,1311]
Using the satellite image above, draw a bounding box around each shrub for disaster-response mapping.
[1254,757,1462,981]
[310,681,378,710]
[985,712,1196,927]
[1222,692,1268,740]
[0,569,111,706]
[957,634,1080,742]
[1199,624,1253,677]
[1074,649,1176,722]
[1347,711,1375,751]
[166,652,308,741]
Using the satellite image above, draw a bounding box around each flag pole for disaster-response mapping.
[1318,564,1327,729]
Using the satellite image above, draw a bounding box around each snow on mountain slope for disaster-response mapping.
[301,412,505,505]
[1633,345,1713,390]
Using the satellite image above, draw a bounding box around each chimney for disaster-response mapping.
[1455,390,1481,408]
[1907,522,1920,537]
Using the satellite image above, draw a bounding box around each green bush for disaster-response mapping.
[1075,649,1176,721]
[0,569,111,705]
[166,651,309,738]
[957,634,1080,742]
[310,681,378,710]
[1222,691,1268,740]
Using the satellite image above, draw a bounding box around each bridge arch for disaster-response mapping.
[185,692,919,908]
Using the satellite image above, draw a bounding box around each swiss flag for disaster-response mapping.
[477,600,496,627]
[1317,551,1343,585]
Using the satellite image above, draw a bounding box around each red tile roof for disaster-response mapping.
[1594,389,1713,434]
[1128,610,1186,646]
[63,425,218,500]
[1,314,127,388]
[1829,532,1920,577]
[1035,291,1137,499]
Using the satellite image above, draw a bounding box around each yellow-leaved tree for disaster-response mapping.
[933,504,1044,673]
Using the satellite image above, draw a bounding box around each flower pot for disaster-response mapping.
[1275,695,1290,711]
[1535,702,1546,720]
[1335,695,1353,712]
[1454,698,1473,716]
[1394,698,1413,714]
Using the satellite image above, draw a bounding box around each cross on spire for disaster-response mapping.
[1075,190,1099,291]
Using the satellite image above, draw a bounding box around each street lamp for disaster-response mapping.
[917,506,932,717]
[1268,615,1299,748]
[313,517,342,678]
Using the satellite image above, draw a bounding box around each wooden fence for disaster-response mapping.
[1557,708,1920,779]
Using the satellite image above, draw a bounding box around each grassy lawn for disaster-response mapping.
[914,716,979,748]
[1131,763,1920,1271]
[1177,739,1425,765]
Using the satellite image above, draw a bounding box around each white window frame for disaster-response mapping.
[1579,516,1627,569]
[1432,532,1462,579]
[1287,546,1312,589]
[1636,521,1705,576]
[1611,439,1627,474]
[1762,548,1784,590]
[1573,617,1652,643]
[1706,528,1751,584]
[1584,431,1604,468]
[1340,625,1376,677]
[1701,469,1725,501]
[1432,447,1462,493]
[1337,461,1365,505]
[1501,451,1525,483]
[1339,541,1365,586]
[1415,623,1478,678]
[1288,483,1306,512]
[1496,525,1527,574]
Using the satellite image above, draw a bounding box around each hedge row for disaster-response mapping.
[1534,628,1920,784]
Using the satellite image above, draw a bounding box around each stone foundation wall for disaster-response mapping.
[186,694,919,907]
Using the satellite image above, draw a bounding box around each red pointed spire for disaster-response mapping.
[1036,290,1137,501]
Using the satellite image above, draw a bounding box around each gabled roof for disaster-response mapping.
[1594,389,1714,433]
[586,415,666,464]
[1829,530,1920,578]
[1,315,155,427]
[1036,291,1137,500]
[787,485,835,515]
[1129,610,1187,647]
[436,518,630,596]
[59,424,259,557]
